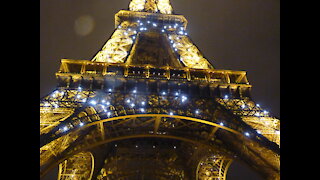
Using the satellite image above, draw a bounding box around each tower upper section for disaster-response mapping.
[129,0,173,14]
[91,0,214,69]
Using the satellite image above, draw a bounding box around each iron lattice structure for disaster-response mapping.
[40,0,280,179]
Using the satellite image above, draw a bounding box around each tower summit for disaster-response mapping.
[40,0,280,179]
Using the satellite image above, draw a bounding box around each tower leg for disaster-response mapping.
[57,151,94,180]
[196,155,232,180]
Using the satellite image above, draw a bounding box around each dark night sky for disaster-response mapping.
[40,0,279,179]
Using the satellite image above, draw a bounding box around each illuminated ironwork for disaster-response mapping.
[40,0,280,179]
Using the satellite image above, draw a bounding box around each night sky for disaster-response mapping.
[40,0,279,179]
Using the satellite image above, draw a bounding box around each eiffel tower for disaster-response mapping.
[40,0,280,179]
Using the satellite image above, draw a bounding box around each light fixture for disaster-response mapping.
[244,132,250,137]
[63,126,68,132]
[90,100,97,105]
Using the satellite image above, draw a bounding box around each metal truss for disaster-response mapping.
[216,97,280,146]
[40,90,280,179]
[58,151,94,180]
[168,34,214,69]
[92,21,136,63]
[197,155,232,180]
[96,141,186,179]
[129,0,173,14]
[40,0,280,179]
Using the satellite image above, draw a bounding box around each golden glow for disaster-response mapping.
[41,0,280,179]
[129,0,146,12]
[129,0,173,14]
[58,152,94,180]
[197,155,232,180]
[169,34,214,69]
[92,21,136,63]
[157,0,173,14]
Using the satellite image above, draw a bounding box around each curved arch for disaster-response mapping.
[65,114,242,136]
[41,134,233,178]
[41,114,279,179]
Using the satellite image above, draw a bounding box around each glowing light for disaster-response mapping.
[133,89,137,93]
[162,91,166,95]
[130,103,135,107]
[90,100,97,105]
[63,126,69,132]
[195,110,200,114]
[224,95,229,99]
[79,122,84,126]
[153,23,157,27]
[256,130,261,134]
[126,99,131,103]
[181,95,187,102]
[169,112,174,115]
[244,132,250,137]
[241,104,246,109]
[140,108,145,112]
[141,101,146,105]
[220,122,224,126]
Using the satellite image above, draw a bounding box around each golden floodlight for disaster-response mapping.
[40,0,280,179]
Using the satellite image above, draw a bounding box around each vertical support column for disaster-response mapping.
[58,151,95,180]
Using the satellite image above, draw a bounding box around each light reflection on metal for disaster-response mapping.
[58,152,94,180]
[92,21,136,63]
[129,0,173,14]
[168,34,214,69]
[40,0,280,179]
[197,155,232,180]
